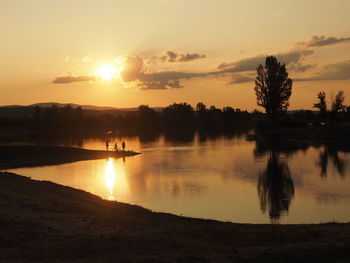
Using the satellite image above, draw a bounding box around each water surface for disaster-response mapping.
[8,131,350,224]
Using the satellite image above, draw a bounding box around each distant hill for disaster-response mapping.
[0,102,137,111]
[0,102,163,119]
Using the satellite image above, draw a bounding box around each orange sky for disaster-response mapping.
[1,0,350,110]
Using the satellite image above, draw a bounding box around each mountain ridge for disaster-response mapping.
[0,102,137,111]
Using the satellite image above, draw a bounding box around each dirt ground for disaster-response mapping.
[1,172,350,262]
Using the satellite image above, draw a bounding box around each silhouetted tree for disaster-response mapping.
[195,102,208,127]
[254,56,293,120]
[42,104,60,128]
[222,106,235,125]
[63,104,74,124]
[137,105,160,127]
[33,106,42,120]
[74,106,83,121]
[29,104,85,130]
[207,106,223,127]
[313,92,327,121]
[332,91,346,113]
[196,102,207,113]
[346,106,350,121]
[163,103,194,127]
[330,91,346,122]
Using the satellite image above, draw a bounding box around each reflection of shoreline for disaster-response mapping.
[257,152,295,223]
[317,145,346,178]
[253,137,350,221]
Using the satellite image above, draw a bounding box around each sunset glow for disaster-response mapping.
[96,64,118,81]
[0,0,350,108]
[3,1,350,259]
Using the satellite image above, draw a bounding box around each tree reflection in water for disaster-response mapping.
[257,152,295,223]
[317,145,345,178]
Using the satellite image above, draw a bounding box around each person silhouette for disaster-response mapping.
[105,140,109,151]
[114,142,118,151]
[122,140,126,151]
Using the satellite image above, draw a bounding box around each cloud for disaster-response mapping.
[139,71,206,82]
[137,81,169,90]
[178,53,206,62]
[162,51,178,62]
[168,80,184,89]
[121,55,208,90]
[52,74,97,84]
[301,35,350,47]
[296,59,350,81]
[122,48,315,89]
[161,51,206,63]
[120,56,143,82]
[217,49,313,73]
[288,62,316,72]
[137,71,206,90]
[138,80,184,90]
[228,74,255,84]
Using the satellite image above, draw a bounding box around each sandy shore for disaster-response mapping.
[1,171,350,262]
[0,145,140,169]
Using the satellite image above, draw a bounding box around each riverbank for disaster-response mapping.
[256,122,350,144]
[0,145,140,169]
[1,171,350,262]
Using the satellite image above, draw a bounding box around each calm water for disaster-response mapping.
[7,131,350,224]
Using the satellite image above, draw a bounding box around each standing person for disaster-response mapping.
[122,140,126,151]
[105,140,109,151]
[114,142,118,151]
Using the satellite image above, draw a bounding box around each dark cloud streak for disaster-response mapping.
[303,35,350,47]
[228,74,255,84]
[296,59,350,81]
[52,75,97,84]
[161,51,206,63]
[218,49,313,73]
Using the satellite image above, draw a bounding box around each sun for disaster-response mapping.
[96,64,118,81]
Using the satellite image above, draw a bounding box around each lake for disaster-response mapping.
[7,130,350,224]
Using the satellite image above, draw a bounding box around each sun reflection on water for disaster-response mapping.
[104,158,129,201]
[105,158,116,200]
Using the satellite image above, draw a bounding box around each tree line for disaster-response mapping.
[313,91,348,122]
[253,55,349,124]
[27,103,259,131]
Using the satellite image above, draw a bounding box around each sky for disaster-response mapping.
[1,0,350,110]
